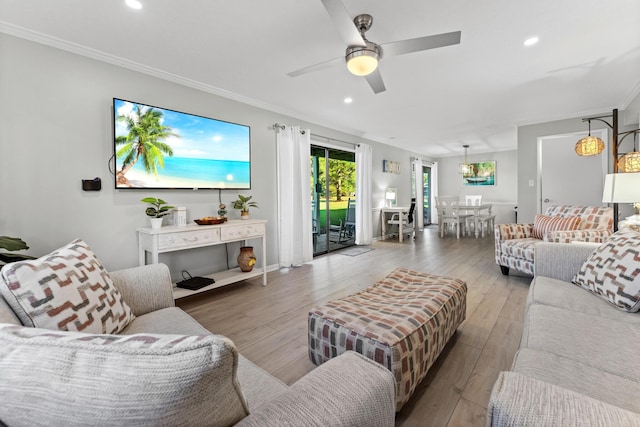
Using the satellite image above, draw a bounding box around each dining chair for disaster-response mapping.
[387,198,416,241]
[466,205,496,237]
[464,195,482,206]
[436,196,471,239]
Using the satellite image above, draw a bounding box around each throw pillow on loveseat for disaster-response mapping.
[0,239,135,334]
[0,324,249,427]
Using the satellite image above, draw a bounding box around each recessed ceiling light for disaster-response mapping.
[125,0,142,10]
[344,97,353,104]
[524,36,539,47]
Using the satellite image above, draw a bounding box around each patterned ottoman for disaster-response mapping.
[308,268,467,410]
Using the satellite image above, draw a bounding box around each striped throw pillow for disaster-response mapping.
[532,214,581,240]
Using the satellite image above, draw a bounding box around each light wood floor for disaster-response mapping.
[177,226,533,426]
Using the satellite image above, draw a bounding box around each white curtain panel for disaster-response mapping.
[431,162,439,224]
[413,158,424,230]
[276,126,312,267]
[355,143,373,245]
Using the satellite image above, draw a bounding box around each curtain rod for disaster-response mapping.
[311,132,359,147]
[272,123,358,147]
[272,123,306,134]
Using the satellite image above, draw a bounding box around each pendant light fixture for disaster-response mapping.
[618,132,640,172]
[575,119,605,156]
[458,144,470,174]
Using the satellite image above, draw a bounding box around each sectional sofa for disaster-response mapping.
[488,231,640,425]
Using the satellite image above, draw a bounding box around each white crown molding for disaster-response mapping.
[0,21,282,111]
[0,20,368,140]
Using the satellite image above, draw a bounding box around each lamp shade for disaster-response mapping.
[575,136,605,156]
[618,152,640,173]
[602,173,640,203]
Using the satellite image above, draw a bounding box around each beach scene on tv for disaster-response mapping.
[114,99,250,189]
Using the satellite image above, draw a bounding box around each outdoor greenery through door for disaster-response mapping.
[311,146,356,255]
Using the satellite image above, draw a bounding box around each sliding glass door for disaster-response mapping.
[423,166,431,225]
[310,145,356,255]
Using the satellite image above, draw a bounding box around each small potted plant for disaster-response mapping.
[141,197,174,229]
[0,236,35,264]
[232,194,258,220]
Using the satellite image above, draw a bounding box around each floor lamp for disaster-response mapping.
[577,109,640,231]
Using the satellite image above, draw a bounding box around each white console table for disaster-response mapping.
[137,219,267,299]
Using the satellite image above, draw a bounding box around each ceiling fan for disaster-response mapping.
[287,0,462,94]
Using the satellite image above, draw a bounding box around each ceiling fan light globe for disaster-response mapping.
[345,42,380,76]
[347,55,378,76]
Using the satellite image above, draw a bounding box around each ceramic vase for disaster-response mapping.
[237,246,256,272]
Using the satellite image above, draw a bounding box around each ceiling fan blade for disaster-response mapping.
[381,31,461,57]
[287,57,343,77]
[320,0,366,47]
[364,69,386,94]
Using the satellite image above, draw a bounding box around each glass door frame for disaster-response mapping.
[311,144,356,256]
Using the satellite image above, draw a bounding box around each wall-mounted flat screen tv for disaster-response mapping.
[113,98,251,189]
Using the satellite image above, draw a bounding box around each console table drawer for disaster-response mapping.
[158,229,220,250]
[221,223,266,241]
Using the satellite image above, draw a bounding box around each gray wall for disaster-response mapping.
[437,150,518,224]
[0,34,427,279]
[517,102,640,224]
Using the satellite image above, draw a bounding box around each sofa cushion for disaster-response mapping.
[488,371,640,427]
[528,275,640,325]
[0,323,249,427]
[513,348,640,413]
[119,306,289,412]
[532,214,581,240]
[572,229,640,312]
[521,304,640,382]
[499,238,540,261]
[0,239,134,334]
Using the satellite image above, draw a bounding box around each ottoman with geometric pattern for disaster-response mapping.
[308,267,467,410]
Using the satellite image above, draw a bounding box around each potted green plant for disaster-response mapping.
[232,194,258,220]
[141,197,174,229]
[0,236,35,264]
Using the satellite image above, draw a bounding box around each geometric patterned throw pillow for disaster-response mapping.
[532,214,582,240]
[572,229,640,312]
[0,239,135,334]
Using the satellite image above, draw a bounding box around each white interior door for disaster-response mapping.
[537,129,608,214]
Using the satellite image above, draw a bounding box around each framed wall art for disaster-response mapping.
[462,161,496,186]
[383,160,400,174]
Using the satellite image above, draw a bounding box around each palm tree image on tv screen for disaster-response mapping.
[113,98,251,190]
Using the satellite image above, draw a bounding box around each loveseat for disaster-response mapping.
[487,231,640,426]
[0,240,396,427]
[494,205,613,276]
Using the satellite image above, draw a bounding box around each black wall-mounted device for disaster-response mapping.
[82,177,102,191]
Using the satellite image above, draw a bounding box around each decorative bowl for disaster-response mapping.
[194,217,228,225]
